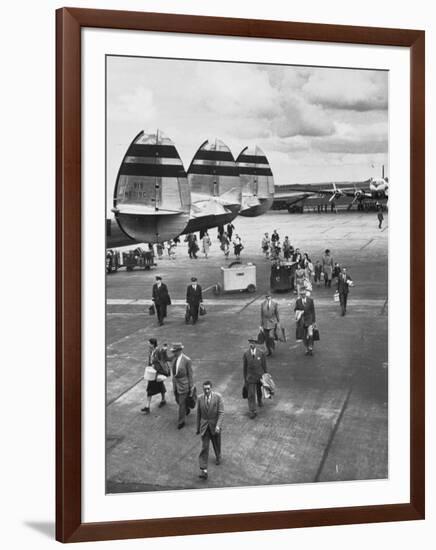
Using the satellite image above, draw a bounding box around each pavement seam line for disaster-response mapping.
[107,376,143,407]
[313,384,353,483]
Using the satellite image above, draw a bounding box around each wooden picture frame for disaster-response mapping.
[56,7,425,543]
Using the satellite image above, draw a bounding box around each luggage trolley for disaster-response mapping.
[270,260,297,292]
[213,262,256,295]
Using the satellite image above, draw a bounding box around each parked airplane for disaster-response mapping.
[107,132,277,248]
[236,145,274,217]
[183,138,241,234]
[273,172,389,212]
[112,129,191,243]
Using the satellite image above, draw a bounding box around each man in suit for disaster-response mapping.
[294,287,316,355]
[196,380,224,480]
[152,275,171,326]
[260,293,280,356]
[186,277,203,324]
[243,338,268,419]
[337,267,353,316]
[170,343,194,429]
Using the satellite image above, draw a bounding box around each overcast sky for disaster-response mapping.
[106,56,388,213]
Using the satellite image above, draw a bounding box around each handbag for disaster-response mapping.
[185,305,191,322]
[242,384,248,399]
[313,325,320,341]
[186,386,197,410]
[257,328,265,344]
[144,366,157,381]
[149,304,155,315]
[199,303,207,316]
[334,290,340,302]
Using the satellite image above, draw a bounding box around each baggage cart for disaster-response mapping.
[213,262,256,295]
[270,261,297,292]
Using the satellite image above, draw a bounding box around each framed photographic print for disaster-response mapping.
[56,7,425,543]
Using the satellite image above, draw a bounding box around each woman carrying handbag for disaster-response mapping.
[141,338,170,414]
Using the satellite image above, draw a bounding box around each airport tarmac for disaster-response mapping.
[106,211,388,492]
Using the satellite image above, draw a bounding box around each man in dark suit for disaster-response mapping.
[170,343,194,429]
[152,276,171,326]
[337,267,353,316]
[243,338,268,419]
[196,380,224,480]
[294,287,316,355]
[186,277,203,324]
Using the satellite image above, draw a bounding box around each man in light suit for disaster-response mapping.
[196,380,224,480]
[152,275,171,326]
[186,277,203,324]
[170,343,194,429]
[294,287,316,356]
[337,267,353,316]
[260,293,280,356]
[243,338,268,419]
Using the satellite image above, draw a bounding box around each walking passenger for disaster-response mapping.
[243,338,267,419]
[322,249,334,287]
[261,233,270,259]
[170,343,194,430]
[337,267,353,316]
[141,339,169,413]
[196,380,224,480]
[260,293,280,356]
[186,277,203,325]
[151,276,171,326]
[202,232,211,258]
[294,287,316,356]
[233,235,243,260]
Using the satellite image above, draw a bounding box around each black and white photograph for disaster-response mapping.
[105,55,389,493]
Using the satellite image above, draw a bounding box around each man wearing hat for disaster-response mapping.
[152,275,171,326]
[243,338,268,419]
[260,293,280,356]
[186,277,203,324]
[170,343,194,429]
[294,286,316,355]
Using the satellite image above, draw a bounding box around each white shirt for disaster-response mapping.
[175,354,182,375]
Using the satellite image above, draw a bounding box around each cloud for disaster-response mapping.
[272,96,336,138]
[106,57,389,201]
[302,69,388,111]
[107,86,156,123]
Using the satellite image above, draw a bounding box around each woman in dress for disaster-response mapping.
[322,249,334,288]
[233,234,243,259]
[202,232,211,258]
[294,264,306,295]
[302,253,314,284]
[141,338,169,414]
[220,231,230,259]
[261,233,270,259]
